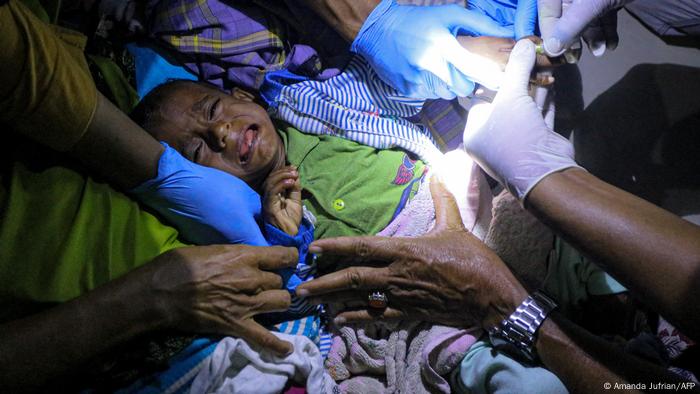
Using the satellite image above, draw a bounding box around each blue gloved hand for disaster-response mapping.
[468,0,538,39]
[130,143,269,246]
[350,0,535,99]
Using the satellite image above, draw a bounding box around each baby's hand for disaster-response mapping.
[263,166,303,235]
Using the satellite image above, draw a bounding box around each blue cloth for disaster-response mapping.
[260,69,313,109]
[453,340,567,394]
[126,43,197,99]
[264,218,315,293]
[117,337,218,394]
[350,0,516,99]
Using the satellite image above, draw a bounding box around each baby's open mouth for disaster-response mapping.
[239,124,258,165]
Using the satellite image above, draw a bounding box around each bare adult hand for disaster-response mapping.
[147,244,298,356]
[296,177,528,330]
[263,165,303,235]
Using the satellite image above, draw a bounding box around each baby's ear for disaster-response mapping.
[231,87,256,102]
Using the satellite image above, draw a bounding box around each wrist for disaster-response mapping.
[304,0,381,42]
[488,290,558,363]
[129,252,184,331]
[483,282,529,329]
[525,167,588,208]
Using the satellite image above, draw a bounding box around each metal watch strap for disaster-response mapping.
[489,291,557,362]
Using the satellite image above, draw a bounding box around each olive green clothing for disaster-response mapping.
[0,155,185,310]
[0,0,97,152]
[278,124,426,239]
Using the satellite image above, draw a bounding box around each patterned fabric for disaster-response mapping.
[149,0,468,151]
[149,0,343,91]
[263,56,444,165]
[419,99,469,151]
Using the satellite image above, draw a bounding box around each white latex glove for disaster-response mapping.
[538,0,631,57]
[462,39,581,202]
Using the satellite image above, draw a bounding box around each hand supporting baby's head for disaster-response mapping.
[130,79,287,191]
[131,80,303,235]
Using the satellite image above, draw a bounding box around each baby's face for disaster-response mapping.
[150,82,285,189]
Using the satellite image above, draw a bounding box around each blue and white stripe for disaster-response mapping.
[267,55,443,165]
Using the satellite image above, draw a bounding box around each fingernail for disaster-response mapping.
[296,288,309,297]
[283,345,294,357]
[544,37,562,55]
[309,245,322,255]
[334,316,347,325]
[589,41,606,57]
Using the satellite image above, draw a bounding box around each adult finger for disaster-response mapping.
[254,246,298,271]
[296,266,389,297]
[544,0,624,56]
[309,236,409,262]
[601,11,619,51]
[334,308,406,325]
[309,289,376,307]
[238,319,293,356]
[581,18,607,56]
[255,271,284,291]
[514,0,538,39]
[496,39,536,99]
[429,176,465,232]
[537,0,563,42]
[249,289,292,314]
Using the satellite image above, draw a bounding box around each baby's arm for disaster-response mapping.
[263,166,303,235]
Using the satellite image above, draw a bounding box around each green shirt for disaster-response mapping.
[279,124,426,239]
[0,155,185,312]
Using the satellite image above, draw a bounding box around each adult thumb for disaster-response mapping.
[497,39,536,98]
[429,175,464,231]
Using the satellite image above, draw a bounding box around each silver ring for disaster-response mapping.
[368,291,388,309]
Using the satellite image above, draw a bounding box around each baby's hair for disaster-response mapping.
[130,79,222,133]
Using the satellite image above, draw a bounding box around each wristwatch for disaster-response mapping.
[488,291,557,363]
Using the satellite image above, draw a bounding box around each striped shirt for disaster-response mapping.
[263,55,444,165]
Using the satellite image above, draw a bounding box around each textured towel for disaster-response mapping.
[325,323,479,394]
[325,155,490,393]
[189,333,337,394]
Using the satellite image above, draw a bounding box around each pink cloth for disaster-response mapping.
[327,159,489,393]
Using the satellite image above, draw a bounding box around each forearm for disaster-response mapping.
[299,0,380,41]
[0,264,164,391]
[536,313,692,393]
[526,168,700,339]
[70,92,164,190]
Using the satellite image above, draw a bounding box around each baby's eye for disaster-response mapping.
[209,98,220,120]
